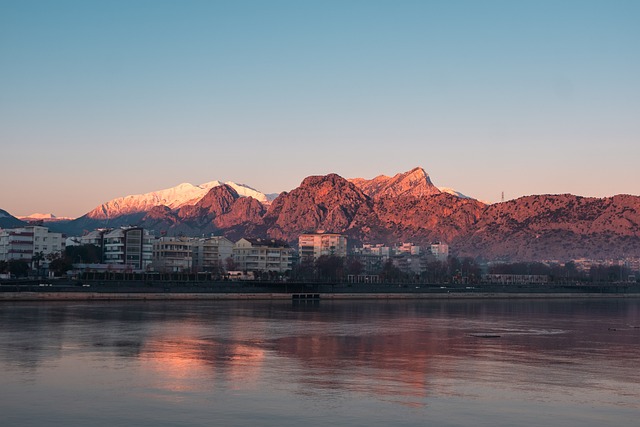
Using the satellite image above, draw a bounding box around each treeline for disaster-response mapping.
[0,244,102,278]
[289,256,636,284]
[3,244,635,285]
[488,261,634,283]
[0,260,30,277]
[290,255,483,283]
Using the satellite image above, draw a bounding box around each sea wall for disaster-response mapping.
[1,292,639,302]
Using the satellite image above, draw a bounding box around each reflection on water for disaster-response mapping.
[0,299,639,427]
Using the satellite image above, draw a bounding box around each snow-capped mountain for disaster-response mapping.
[86,181,269,220]
[18,213,74,221]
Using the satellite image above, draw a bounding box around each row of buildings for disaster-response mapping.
[1,225,450,276]
[76,228,293,273]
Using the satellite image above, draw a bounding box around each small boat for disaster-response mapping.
[470,333,501,338]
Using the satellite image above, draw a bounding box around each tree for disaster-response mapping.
[345,257,363,276]
[460,257,482,283]
[315,255,344,280]
[291,258,315,281]
[32,251,45,274]
[0,260,8,274]
[380,259,402,282]
[225,257,238,272]
[8,260,30,278]
[65,244,102,264]
[49,257,73,277]
[424,260,447,283]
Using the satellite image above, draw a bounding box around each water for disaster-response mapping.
[1,299,639,426]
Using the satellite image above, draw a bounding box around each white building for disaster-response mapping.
[152,237,194,272]
[353,243,391,259]
[0,225,65,267]
[102,227,154,270]
[192,236,234,272]
[80,229,109,247]
[430,242,449,262]
[298,232,348,262]
[395,243,421,256]
[233,238,293,273]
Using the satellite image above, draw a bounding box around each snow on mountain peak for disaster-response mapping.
[224,182,268,203]
[438,187,470,199]
[18,213,74,221]
[86,180,269,219]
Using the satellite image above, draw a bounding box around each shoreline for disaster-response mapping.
[1,291,640,302]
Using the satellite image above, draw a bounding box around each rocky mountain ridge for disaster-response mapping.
[4,168,639,262]
[348,167,442,199]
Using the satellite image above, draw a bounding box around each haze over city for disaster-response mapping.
[2,0,639,218]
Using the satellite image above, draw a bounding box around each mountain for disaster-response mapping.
[454,194,640,261]
[375,193,486,244]
[85,180,269,220]
[437,187,471,199]
[105,184,267,239]
[97,184,244,235]
[0,209,27,229]
[44,167,640,262]
[349,167,441,199]
[262,174,380,242]
[50,180,271,235]
[18,213,73,222]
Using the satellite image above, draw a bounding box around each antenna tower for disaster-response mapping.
[501,191,504,203]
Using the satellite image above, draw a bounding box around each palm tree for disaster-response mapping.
[32,251,45,277]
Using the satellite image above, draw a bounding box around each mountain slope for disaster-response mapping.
[85,180,268,220]
[263,174,380,241]
[41,168,640,262]
[374,193,486,244]
[349,167,441,199]
[454,194,640,260]
[0,209,27,229]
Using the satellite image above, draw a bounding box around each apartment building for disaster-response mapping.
[430,242,449,262]
[80,229,109,247]
[298,232,347,262]
[102,227,153,270]
[152,237,194,272]
[0,226,65,266]
[233,238,292,273]
[192,236,233,272]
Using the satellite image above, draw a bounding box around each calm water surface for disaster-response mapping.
[1,299,639,426]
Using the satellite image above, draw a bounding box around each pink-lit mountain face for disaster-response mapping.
[455,194,640,260]
[22,167,640,262]
[348,167,442,199]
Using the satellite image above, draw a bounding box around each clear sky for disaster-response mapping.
[1,0,639,218]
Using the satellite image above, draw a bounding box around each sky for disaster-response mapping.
[1,0,639,218]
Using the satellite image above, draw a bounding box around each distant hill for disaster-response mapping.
[18,213,73,222]
[0,209,27,229]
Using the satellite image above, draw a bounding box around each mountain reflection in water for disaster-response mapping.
[0,299,639,427]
